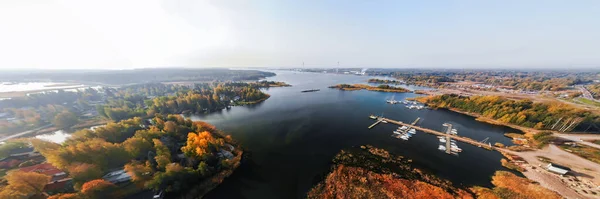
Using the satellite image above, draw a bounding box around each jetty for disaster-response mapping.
[368,119,383,129]
[374,116,495,151]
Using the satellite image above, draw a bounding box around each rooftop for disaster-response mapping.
[548,163,571,171]
[20,163,64,176]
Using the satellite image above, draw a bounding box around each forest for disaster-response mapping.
[329,84,410,93]
[0,81,280,136]
[7,114,241,199]
[420,94,600,132]
[363,69,599,91]
[307,146,559,199]
[98,82,271,121]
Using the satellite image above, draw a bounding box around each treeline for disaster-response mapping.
[0,88,104,109]
[96,82,271,121]
[32,114,240,198]
[367,79,403,84]
[329,84,410,93]
[364,69,599,91]
[421,94,600,131]
[588,84,600,98]
[0,69,275,85]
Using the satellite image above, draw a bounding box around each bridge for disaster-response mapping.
[376,116,495,151]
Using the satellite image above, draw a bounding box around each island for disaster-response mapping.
[367,78,404,84]
[329,84,410,93]
[308,145,561,199]
[254,81,291,87]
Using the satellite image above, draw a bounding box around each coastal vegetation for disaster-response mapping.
[329,84,410,93]
[367,78,403,84]
[587,84,600,99]
[557,143,600,165]
[363,69,598,91]
[308,146,560,199]
[254,81,291,87]
[471,171,561,199]
[29,114,241,198]
[307,146,472,199]
[418,94,600,132]
[96,82,276,121]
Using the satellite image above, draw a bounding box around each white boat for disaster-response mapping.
[393,131,402,135]
[369,115,377,119]
[399,126,408,130]
[439,137,446,143]
[404,133,412,137]
[451,146,462,152]
[408,129,416,134]
[438,145,446,151]
[400,135,409,140]
[381,120,388,123]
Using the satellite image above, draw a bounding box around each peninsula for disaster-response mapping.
[329,84,410,93]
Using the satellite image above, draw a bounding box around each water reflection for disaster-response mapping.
[187,71,521,199]
[35,130,71,144]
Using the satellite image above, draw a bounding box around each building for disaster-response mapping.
[20,162,68,181]
[103,169,132,184]
[546,163,571,175]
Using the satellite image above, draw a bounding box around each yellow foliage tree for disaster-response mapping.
[181,131,224,159]
[0,170,51,198]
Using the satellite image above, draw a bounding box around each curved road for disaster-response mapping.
[0,124,52,142]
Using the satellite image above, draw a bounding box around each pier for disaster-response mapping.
[376,116,495,151]
[368,119,383,129]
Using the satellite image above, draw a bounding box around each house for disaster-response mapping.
[546,163,571,175]
[20,162,68,181]
[102,169,131,184]
[44,178,73,194]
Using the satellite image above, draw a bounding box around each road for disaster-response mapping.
[510,145,599,199]
[0,124,53,142]
[555,133,600,150]
[577,85,599,102]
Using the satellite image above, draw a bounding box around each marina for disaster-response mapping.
[368,115,496,153]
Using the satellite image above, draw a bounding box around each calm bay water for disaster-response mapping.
[189,71,520,199]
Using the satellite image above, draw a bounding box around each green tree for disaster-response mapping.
[53,111,79,129]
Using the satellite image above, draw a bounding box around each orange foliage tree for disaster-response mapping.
[80,179,117,199]
[181,131,224,159]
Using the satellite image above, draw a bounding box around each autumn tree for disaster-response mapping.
[68,163,103,189]
[124,160,154,186]
[47,193,81,199]
[80,179,117,199]
[145,163,199,192]
[122,137,153,159]
[153,139,171,170]
[181,131,225,160]
[0,171,51,198]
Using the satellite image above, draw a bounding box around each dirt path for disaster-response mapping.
[507,145,600,198]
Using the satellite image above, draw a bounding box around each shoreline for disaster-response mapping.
[443,107,541,134]
[329,84,411,93]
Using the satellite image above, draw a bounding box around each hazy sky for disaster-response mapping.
[1,0,599,69]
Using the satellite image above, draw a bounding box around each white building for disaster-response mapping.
[546,163,570,175]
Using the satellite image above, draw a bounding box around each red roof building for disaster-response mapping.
[19,163,67,181]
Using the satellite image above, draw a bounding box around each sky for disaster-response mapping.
[0,0,599,69]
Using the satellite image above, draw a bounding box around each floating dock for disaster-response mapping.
[372,116,495,151]
[368,119,383,129]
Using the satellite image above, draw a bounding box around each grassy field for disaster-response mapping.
[576,98,600,107]
[558,144,600,165]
